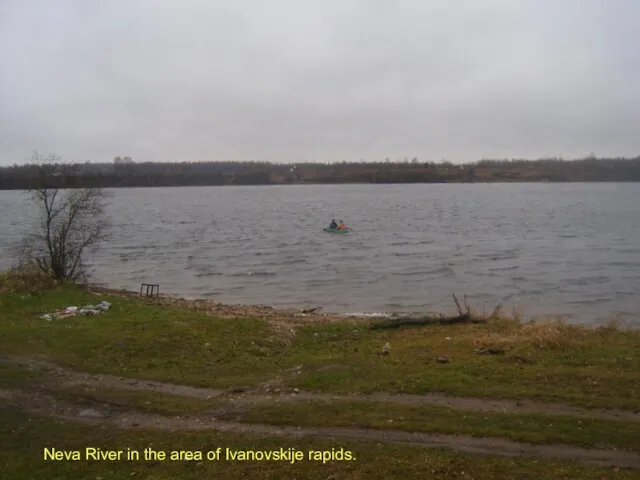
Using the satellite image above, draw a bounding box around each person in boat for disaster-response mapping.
[329,219,338,229]
[337,220,347,230]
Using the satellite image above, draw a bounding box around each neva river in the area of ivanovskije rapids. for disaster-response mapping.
[1,183,639,326]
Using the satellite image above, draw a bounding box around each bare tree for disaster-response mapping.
[20,152,111,281]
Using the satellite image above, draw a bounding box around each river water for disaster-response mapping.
[1,183,639,325]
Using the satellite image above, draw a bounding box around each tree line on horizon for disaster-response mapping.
[1,155,640,189]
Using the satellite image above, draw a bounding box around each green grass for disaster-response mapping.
[283,321,640,409]
[232,400,640,452]
[1,408,635,480]
[1,284,639,410]
[0,285,292,387]
[2,360,638,453]
[3,283,640,478]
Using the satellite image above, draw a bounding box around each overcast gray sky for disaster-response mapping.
[1,0,638,165]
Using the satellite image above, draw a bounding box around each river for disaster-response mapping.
[1,183,638,325]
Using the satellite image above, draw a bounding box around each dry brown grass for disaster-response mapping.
[0,263,59,294]
[472,319,584,351]
[467,309,630,353]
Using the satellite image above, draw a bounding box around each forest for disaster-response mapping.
[1,156,640,189]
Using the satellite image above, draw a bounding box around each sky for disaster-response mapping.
[1,0,639,165]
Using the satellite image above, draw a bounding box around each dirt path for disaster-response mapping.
[3,356,639,422]
[2,386,639,469]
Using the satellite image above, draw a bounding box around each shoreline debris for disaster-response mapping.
[40,301,111,321]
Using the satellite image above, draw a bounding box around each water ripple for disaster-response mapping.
[2,184,640,325]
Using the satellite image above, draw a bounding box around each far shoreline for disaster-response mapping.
[4,156,640,189]
[4,180,640,192]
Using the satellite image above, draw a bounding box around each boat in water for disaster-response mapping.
[323,227,350,234]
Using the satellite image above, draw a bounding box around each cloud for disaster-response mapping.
[1,0,638,164]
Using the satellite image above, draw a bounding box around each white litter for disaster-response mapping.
[40,301,111,320]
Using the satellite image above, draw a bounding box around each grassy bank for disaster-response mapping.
[1,284,638,409]
[1,281,639,478]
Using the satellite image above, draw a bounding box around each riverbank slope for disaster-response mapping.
[1,282,639,478]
